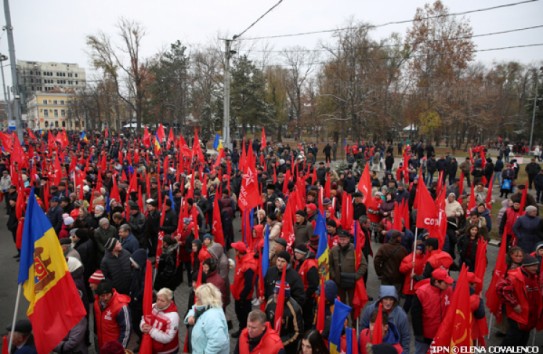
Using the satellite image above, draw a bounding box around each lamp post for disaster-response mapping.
[0,54,12,124]
[529,67,543,151]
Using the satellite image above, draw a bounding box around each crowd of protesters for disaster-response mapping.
[2,128,543,354]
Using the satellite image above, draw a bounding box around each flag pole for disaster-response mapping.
[8,284,23,350]
[486,316,493,341]
[410,228,419,290]
[532,329,536,346]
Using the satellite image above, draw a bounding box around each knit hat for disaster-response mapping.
[104,237,118,252]
[276,250,291,263]
[6,319,32,334]
[89,270,105,285]
[525,205,537,213]
[294,244,308,255]
[95,280,114,295]
[63,216,74,226]
[309,234,320,247]
[59,238,72,245]
[274,281,291,298]
[324,279,338,303]
[425,238,439,249]
[274,238,287,248]
[522,255,539,267]
[295,210,307,218]
[326,219,337,228]
[202,233,213,241]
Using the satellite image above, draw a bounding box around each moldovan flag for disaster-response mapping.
[329,299,352,354]
[431,265,472,351]
[18,189,86,354]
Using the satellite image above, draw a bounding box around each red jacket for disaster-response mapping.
[298,258,318,291]
[399,252,426,295]
[94,290,131,349]
[232,252,257,300]
[501,268,543,330]
[415,282,453,339]
[504,207,520,237]
[238,322,284,354]
[148,301,179,353]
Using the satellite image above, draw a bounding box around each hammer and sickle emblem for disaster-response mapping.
[450,309,469,346]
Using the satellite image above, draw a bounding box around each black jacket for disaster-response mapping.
[100,249,133,295]
[264,266,306,306]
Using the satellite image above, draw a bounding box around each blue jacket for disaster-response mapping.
[359,286,410,354]
[185,306,230,354]
[513,215,543,254]
[121,234,140,254]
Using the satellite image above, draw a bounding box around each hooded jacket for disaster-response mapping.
[359,286,411,354]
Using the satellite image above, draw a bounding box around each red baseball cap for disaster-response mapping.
[432,268,453,284]
[231,242,247,253]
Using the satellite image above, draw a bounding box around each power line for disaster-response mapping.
[233,0,284,40]
[237,24,543,54]
[239,0,538,41]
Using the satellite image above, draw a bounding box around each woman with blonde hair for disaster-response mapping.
[140,287,179,354]
[185,283,229,354]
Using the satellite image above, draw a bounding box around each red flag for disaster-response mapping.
[143,127,151,148]
[467,183,476,215]
[340,192,353,231]
[415,177,440,236]
[352,221,369,318]
[166,128,175,150]
[392,202,402,231]
[280,198,295,248]
[274,266,287,334]
[237,157,261,211]
[431,265,472,350]
[211,196,225,246]
[282,170,291,196]
[2,335,8,354]
[486,230,508,321]
[357,163,372,204]
[192,129,205,163]
[371,302,384,344]
[261,128,267,149]
[485,174,494,209]
[316,278,326,332]
[139,259,153,354]
[156,123,166,143]
[474,238,487,295]
[324,172,331,199]
[519,185,528,215]
[110,176,121,204]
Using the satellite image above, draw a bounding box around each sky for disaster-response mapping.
[0,0,542,85]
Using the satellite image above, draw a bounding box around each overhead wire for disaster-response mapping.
[238,0,538,41]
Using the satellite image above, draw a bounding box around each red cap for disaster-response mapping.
[467,272,481,285]
[306,203,317,212]
[231,242,247,253]
[432,268,453,284]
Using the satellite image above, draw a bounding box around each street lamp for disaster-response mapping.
[529,66,543,151]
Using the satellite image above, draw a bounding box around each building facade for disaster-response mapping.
[26,92,85,131]
[16,60,86,104]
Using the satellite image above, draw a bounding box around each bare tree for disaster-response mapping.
[86,18,150,132]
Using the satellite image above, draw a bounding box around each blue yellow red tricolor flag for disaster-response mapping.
[18,188,86,354]
[329,299,351,354]
[315,212,329,280]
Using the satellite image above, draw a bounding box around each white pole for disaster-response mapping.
[486,315,493,341]
[410,228,419,290]
[532,329,536,346]
[8,284,23,351]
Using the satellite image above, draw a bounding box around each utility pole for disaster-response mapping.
[223,39,232,150]
[3,0,23,141]
[0,54,12,125]
[529,67,543,151]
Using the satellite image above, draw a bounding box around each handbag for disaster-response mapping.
[501,179,511,190]
[339,272,356,289]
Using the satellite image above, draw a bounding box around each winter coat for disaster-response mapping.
[329,243,367,288]
[185,306,230,354]
[513,215,543,254]
[264,266,306,307]
[294,222,313,248]
[101,249,133,295]
[373,237,408,285]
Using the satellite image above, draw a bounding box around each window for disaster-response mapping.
[53,100,58,105]
[60,100,64,105]
[30,70,33,75]
[62,121,65,127]
[75,81,78,85]
[43,99,48,104]
[44,110,48,117]
[75,74,78,78]
[54,109,58,117]
[44,121,49,128]
[61,110,65,117]
[55,121,59,128]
